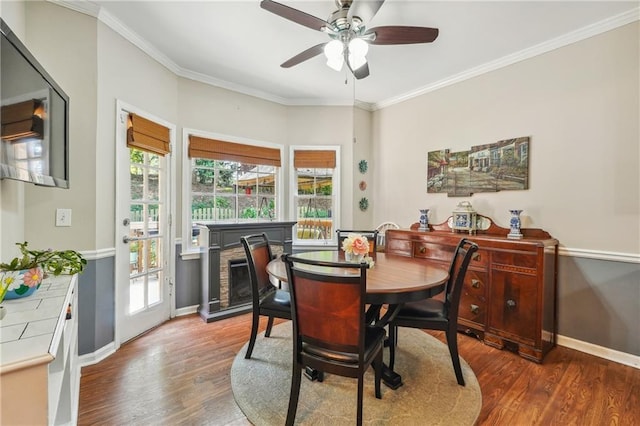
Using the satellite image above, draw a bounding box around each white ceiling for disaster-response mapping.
[83,0,638,109]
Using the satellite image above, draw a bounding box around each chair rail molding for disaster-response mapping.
[558,247,640,264]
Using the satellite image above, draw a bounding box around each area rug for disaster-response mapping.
[231,323,482,425]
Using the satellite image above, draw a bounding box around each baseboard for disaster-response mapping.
[175,305,199,317]
[557,334,640,369]
[78,342,116,368]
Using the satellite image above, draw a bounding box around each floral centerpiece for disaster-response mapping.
[341,233,375,267]
[0,242,86,302]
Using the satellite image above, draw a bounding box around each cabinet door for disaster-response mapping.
[488,269,538,345]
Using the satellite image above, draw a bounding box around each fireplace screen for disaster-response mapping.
[228,259,252,307]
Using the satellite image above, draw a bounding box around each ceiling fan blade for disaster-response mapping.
[366,26,439,45]
[348,0,386,24]
[260,0,328,32]
[281,43,327,68]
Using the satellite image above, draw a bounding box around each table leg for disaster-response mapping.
[369,304,405,389]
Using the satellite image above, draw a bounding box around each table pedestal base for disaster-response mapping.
[382,364,403,389]
[304,366,324,382]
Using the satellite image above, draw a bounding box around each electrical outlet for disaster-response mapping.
[56,208,72,227]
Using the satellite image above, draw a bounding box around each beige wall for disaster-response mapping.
[96,20,178,250]
[285,106,355,229]
[372,22,639,254]
[22,3,97,252]
[176,78,288,235]
[4,2,637,256]
[353,106,373,229]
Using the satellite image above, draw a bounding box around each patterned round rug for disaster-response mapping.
[231,323,482,425]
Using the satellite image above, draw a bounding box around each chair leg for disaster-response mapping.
[388,324,397,370]
[357,374,364,426]
[285,362,302,426]
[265,316,275,337]
[373,349,382,399]
[445,328,465,386]
[244,311,260,359]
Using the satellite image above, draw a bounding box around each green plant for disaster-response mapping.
[0,242,86,276]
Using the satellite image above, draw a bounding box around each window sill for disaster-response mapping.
[179,250,201,261]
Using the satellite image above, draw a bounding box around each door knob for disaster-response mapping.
[123,236,132,244]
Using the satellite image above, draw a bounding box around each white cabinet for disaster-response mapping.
[0,275,79,425]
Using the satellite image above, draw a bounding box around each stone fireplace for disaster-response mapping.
[198,221,296,322]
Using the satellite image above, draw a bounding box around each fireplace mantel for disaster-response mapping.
[197,221,296,322]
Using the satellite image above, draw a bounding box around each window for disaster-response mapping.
[182,130,282,255]
[290,146,340,247]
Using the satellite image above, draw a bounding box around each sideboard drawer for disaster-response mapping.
[492,251,537,269]
[386,239,412,256]
[413,242,453,261]
[469,249,489,268]
[459,292,487,327]
[458,270,487,327]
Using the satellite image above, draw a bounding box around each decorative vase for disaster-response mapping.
[344,251,364,263]
[507,210,523,240]
[0,267,44,300]
[419,209,430,231]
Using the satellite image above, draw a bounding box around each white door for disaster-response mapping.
[115,103,174,344]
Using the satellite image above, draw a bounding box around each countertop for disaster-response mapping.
[0,274,76,374]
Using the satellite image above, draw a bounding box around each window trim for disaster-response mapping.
[181,128,284,256]
[289,145,341,248]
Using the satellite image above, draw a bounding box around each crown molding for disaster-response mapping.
[372,7,640,111]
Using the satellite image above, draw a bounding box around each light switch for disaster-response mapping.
[56,208,72,227]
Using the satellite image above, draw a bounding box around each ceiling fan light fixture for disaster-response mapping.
[347,37,368,71]
[348,38,368,56]
[324,39,344,71]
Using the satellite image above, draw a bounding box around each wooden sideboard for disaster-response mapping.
[385,217,558,362]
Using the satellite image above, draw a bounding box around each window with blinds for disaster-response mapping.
[291,147,340,245]
[184,134,282,248]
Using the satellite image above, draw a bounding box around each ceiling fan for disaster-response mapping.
[260,0,439,80]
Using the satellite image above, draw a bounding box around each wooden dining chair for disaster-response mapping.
[336,229,379,255]
[388,238,479,386]
[282,254,385,426]
[241,233,291,360]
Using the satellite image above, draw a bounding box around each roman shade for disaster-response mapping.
[127,113,170,156]
[188,135,281,167]
[1,100,44,141]
[293,150,336,169]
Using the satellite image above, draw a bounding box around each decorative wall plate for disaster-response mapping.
[359,180,367,191]
[359,197,369,211]
[358,160,368,174]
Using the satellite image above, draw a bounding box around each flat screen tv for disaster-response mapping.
[1,18,70,188]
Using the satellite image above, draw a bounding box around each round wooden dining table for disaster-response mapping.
[267,251,450,390]
[266,251,449,305]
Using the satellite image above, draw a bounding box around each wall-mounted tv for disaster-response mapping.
[1,18,70,188]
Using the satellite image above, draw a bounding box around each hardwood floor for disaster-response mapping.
[78,314,640,425]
